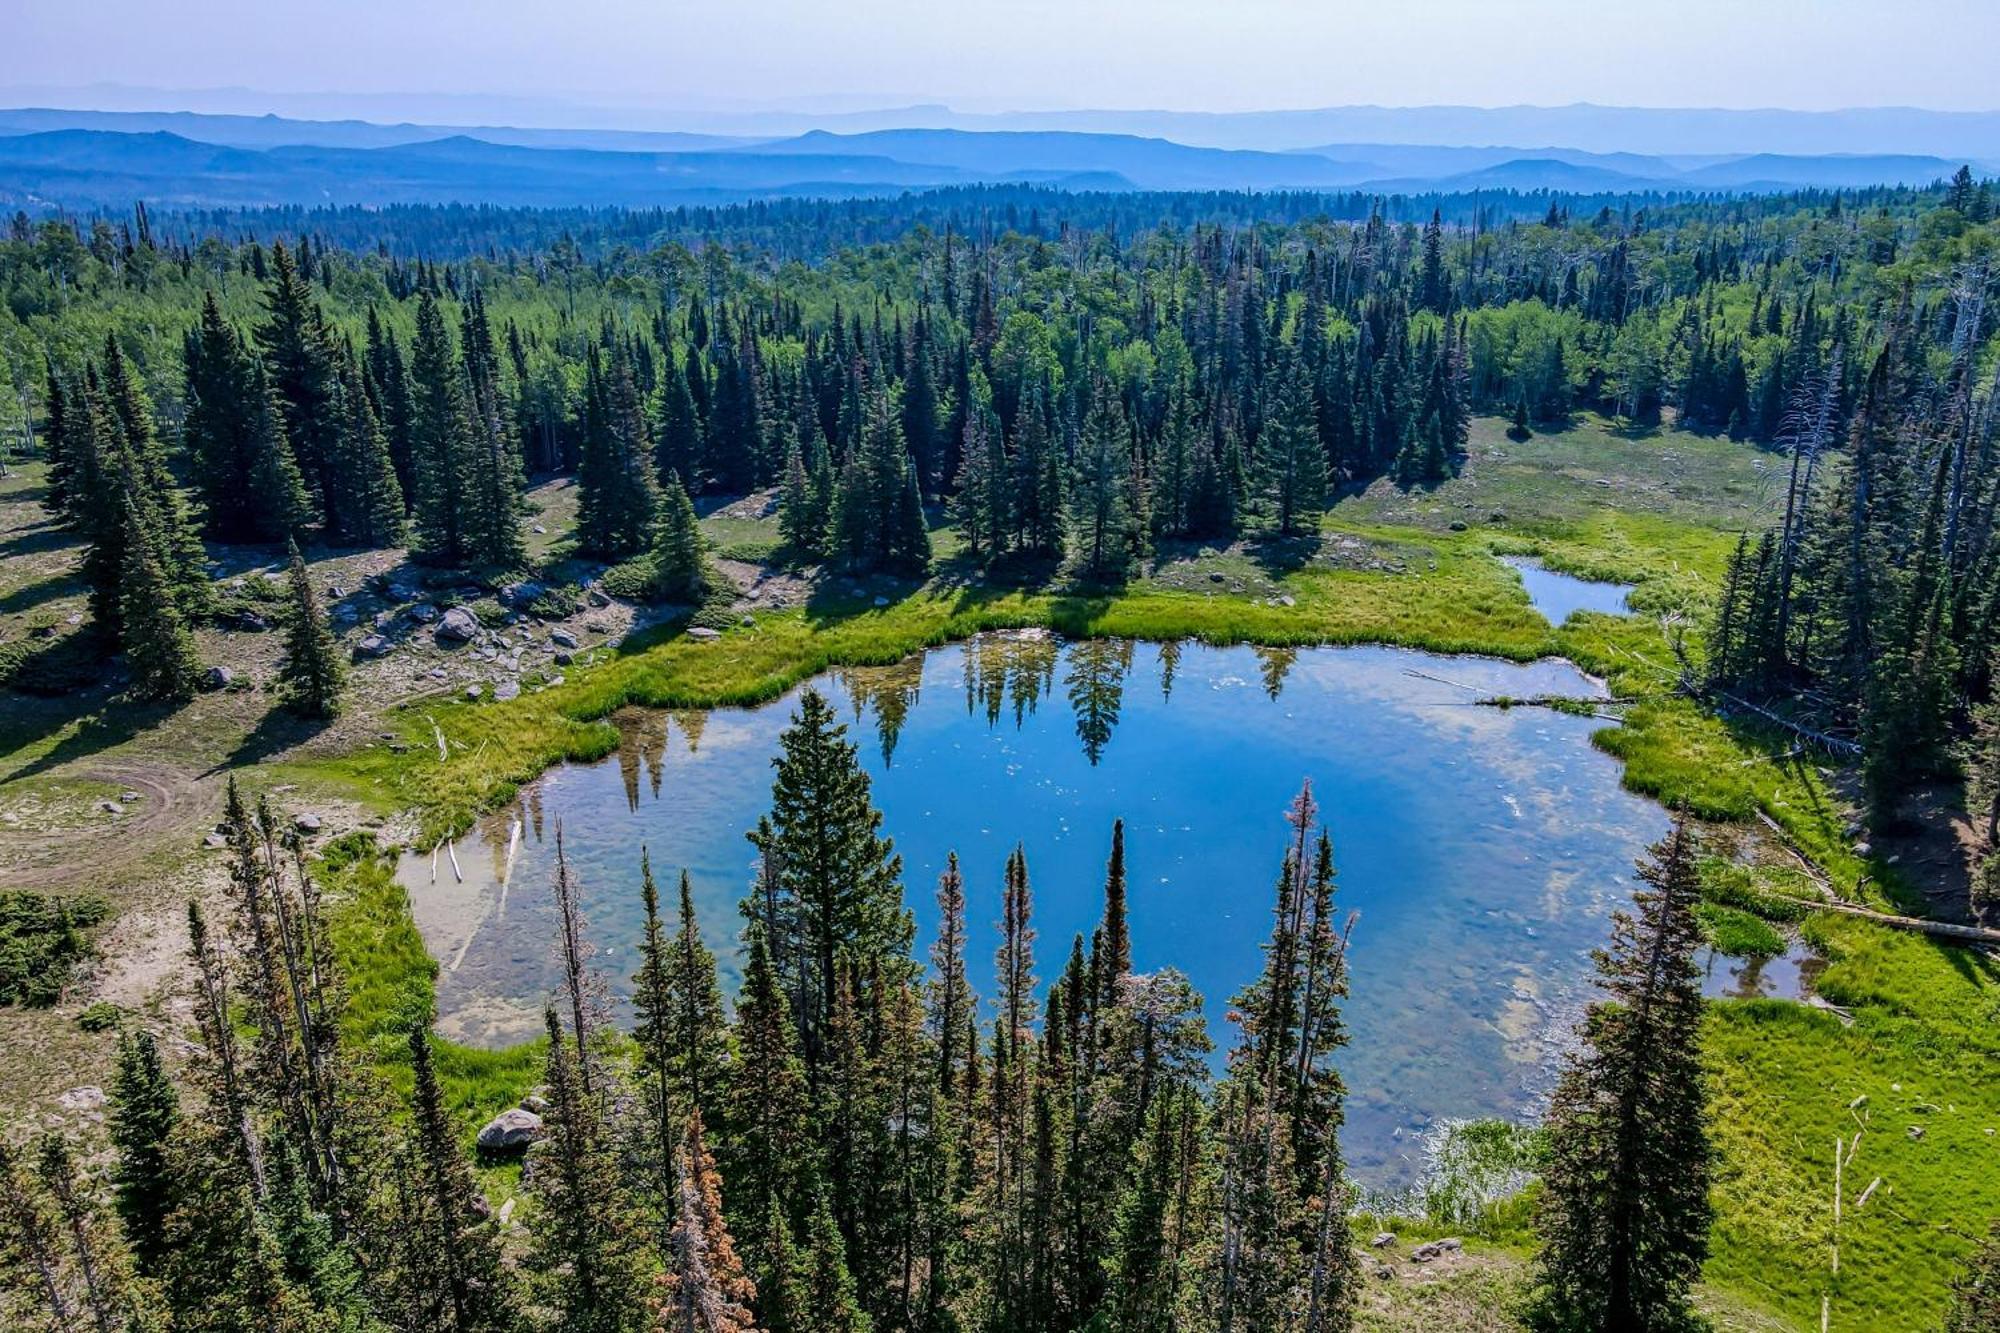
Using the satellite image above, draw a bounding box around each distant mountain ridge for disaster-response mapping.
[0,111,1985,211]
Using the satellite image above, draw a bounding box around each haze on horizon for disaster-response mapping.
[8,0,2000,122]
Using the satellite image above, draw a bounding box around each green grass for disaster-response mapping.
[196,415,2000,1324]
[1698,903,1788,960]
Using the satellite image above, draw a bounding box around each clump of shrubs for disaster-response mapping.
[0,891,109,1006]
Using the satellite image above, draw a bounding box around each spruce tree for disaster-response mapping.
[325,357,406,549]
[1068,383,1137,581]
[407,289,475,565]
[651,472,711,604]
[527,1006,649,1333]
[1529,818,1713,1332]
[117,495,204,700]
[798,1191,869,1333]
[746,688,909,1057]
[721,931,814,1249]
[406,1027,518,1333]
[109,1026,181,1270]
[659,1113,760,1333]
[277,539,344,719]
[577,348,662,559]
[1255,351,1328,537]
[185,293,309,543]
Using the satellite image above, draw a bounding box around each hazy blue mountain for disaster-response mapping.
[0,120,1984,212]
[0,107,750,153]
[746,128,1376,189]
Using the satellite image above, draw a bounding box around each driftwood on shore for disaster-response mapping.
[1775,895,2000,947]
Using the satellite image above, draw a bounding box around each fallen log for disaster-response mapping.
[1773,895,2000,946]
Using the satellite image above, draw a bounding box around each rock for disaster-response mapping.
[1908,1125,1926,1140]
[236,610,271,632]
[873,595,890,607]
[465,684,485,701]
[553,650,574,666]
[498,581,545,607]
[65,612,84,626]
[493,680,521,701]
[741,615,755,627]
[475,1108,543,1153]
[1374,1263,1396,1280]
[1449,520,1468,531]
[1408,1237,1463,1264]
[546,674,565,687]
[294,812,322,834]
[467,1193,492,1220]
[353,634,390,661]
[203,832,227,849]
[409,603,440,624]
[435,607,481,643]
[549,628,579,649]
[122,791,140,802]
[532,523,548,534]
[1370,1232,1397,1249]
[57,1086,107,1114]
[328,584,347,599]
[497,1197,517,1226]
[1208,571,1225,583]
[1853,841,1872,857]
[520,1094,550,1114]
[201,665,235,691]
[98,800,123,815]
[688,626,722,642]
[588,589,612,607]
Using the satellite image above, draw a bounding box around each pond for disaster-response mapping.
[402,635,1676,1184]
[1503,556,1634,623]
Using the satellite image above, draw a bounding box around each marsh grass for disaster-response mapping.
[289,416,2000,1325]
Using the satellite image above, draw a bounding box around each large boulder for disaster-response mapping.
[498,581,545,608]
[200,665,235,692]
[435,607,481,643]
[549,628,579,650]
[475,1107,543,1153]
[353,634,390,661]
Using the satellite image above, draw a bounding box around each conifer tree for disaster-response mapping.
[118,495,204,701]
[255,242,343,531]
[109,1027,181,1270]
[798,1191,869,1333]
[746,689,909,1059]
[407,289,476,565]
[1255,351,1329,537]
[1068,383,1138,581]
[405,1027,518,1333]
[578,348,662,559]
[1529,818,1713,1332]
[724,932,816,1298]
[659,1113,761,1333]
[185,292,309,543]
[325,357,406,548]
[35,1135,132,1333]
[528,1006,649,1333]
[651,472,711,604]
[277,539,344,718]
[0,1138,76,1331]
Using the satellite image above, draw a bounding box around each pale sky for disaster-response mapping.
[7,0,1999,117]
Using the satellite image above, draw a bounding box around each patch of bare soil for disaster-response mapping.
[714,556,815,612]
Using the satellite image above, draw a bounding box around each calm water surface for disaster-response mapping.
[1503,556,1634,623]
[401,635,1671,1183]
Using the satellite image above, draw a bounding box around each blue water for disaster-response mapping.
[1502,556,1634,623]
[401,635,1669,1182]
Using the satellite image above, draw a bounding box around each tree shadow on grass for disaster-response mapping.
[0,572,82,616]
[205,704,339,777]
[0,690,174,787]
[1246,531,1323,579]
